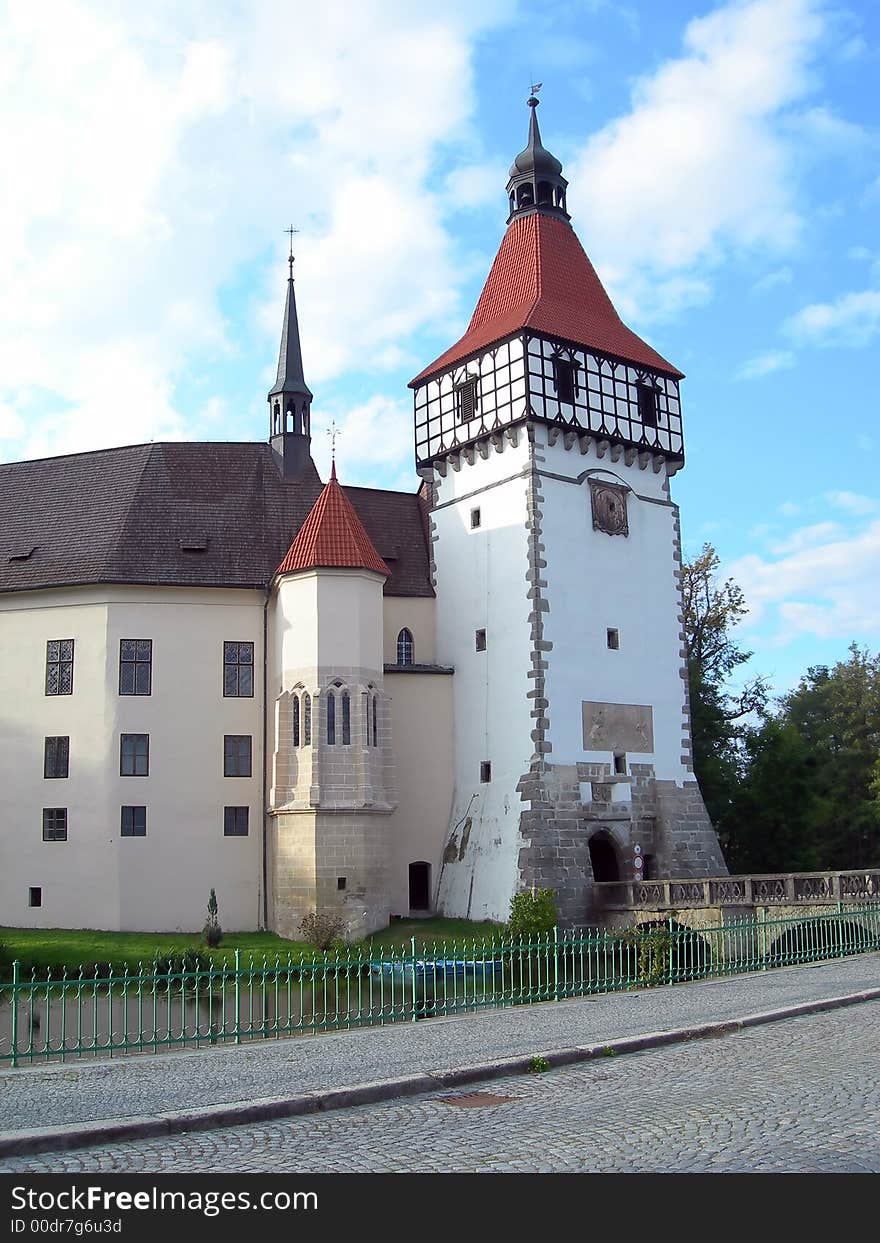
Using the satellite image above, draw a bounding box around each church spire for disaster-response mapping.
[506,91,569,224]
[269,229,316,482]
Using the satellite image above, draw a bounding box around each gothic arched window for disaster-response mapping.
[293,694,300,747]
[341,691,351,745]
[303,693,312,746]
[397,628,414,666]
[372,694,379,748]
[326,692,336,746]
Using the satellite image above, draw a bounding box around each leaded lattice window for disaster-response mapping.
[303,693,312,746]
[397,628,414,666]
[341,691,351,745]
[327,692,336,746]
[45,640,74,696]
[119,639,152,696]
[293,696,301,747]
[44,736,69,779]
[223,642,254,697]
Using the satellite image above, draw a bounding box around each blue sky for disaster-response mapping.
[1,0,878,699]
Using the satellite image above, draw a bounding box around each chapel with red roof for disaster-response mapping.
[0,98,725,938]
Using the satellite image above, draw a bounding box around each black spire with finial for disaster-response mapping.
[506,87,569,224]
[269,227,317,482]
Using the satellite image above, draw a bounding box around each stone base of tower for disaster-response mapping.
[269,809,392,941]
[516,761,727,927]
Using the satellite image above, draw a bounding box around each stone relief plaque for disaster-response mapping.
[582,701,654,753]
[589,479,629,537]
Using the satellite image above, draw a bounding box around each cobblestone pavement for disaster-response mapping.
[3,954,879,1135]
[3,1001,878,1173]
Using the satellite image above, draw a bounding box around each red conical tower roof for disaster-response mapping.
[276,463,390,578]
[410,212,682,385]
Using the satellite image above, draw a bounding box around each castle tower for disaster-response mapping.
[411,97,727,925]
[268,463,396,939]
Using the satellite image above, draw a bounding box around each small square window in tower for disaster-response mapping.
[606,628,620,651]
[29,887,42,908]
[553,358,577,406]
[475,628,487,652]
[636,382,658,428]
[480,761,492,783]
[470,507,481,529]
[455,377,478,423]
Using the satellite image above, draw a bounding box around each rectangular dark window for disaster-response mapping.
[470,507,481,529]
[29,887,42,908]
[120,806,147,837]
[45,640,74,696]
[120,733,149,776]
[607,628,620,650]
[455,377,478,423]
[42,808,67,842]
[44,736,70,779]
[637,382,658,428]
[480,761,492,783]
[614,753,627,775]
[224,806,249,837]
[223,641,254,697]
[475,629,487,652]
[224,734,252,777]
[337,877,347,891]
[119,639,152,695]
[553,358,577,405]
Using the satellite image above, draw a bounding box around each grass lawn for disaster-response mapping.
[0,918,505,977]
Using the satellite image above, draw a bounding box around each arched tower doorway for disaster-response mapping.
[409,861,431,911]
[588,831,621,883]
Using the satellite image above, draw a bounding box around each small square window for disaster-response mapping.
[223,641,254,698]
[29,887,42,908]
[224,735,253,777]
[480,761,492,783]
[614,753,627,775]
[120,733,149,776]
[224,806,249,837]
[337,877,347,891]
[470,507,481,529]
[44,736,70,779]
[119,639,152,696]
[42,808,67,842]
[45,639,74,696]
[607,628,620,650]
[121,806,147,837]
[475,628,487,652]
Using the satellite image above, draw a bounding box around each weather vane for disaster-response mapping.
[529,80,543,103]
[285,224,299,276]
[327,420,340,463]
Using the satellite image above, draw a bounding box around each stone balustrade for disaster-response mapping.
[593,869,880,911]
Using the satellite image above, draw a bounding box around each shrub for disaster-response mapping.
[301,911,347,951]
[508,888,558,938]
[203,888,222,948]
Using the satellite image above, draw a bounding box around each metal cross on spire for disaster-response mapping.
[326,420,340,463]
[285,224,299,277]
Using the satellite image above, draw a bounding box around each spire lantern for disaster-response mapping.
[506,93,569,224]
[269,229,315,481]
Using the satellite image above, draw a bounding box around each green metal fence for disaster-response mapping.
[2,903,879,1067]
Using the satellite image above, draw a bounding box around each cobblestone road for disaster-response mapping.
[4,1000,878,1173]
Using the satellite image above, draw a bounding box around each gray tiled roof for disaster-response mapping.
[0,442,433,598]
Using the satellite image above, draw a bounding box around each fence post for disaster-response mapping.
[667,915,674,986]
[233,949,241,1044]
[10,961,19,1070]
[410,936,418,1023]
[553,926,559,1001]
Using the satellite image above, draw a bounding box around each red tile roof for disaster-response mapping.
[411,212,682,385]
[276,462,390,578]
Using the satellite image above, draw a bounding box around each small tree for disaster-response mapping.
[301,910,347,951]
[203,888,222,948]
[508,888,558,938]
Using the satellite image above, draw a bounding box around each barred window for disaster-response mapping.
[120,806,147,837]
[44,736,69,779]
[119,639,152,695]
[223,641,254,697]
[42,808,67,842]
[120,733,149,776]
[396,628,414,666]
[45,640,74,696]
[327,692,336,746]
[224,806,249,837]
[293,695,301,747]
[303,693,312,746]
[224,735,252,777]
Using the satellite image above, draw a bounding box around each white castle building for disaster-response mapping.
[0,99,726,937]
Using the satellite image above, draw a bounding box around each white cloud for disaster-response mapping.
[824,490,878,516]
[751,266,793,293]
[768,520,842,555]
[729,518,880,643]
[737,350,796,379]
[311,395,414,491]
[565,0,827,320]
[784,288,880,348]
[0,0,512,463]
